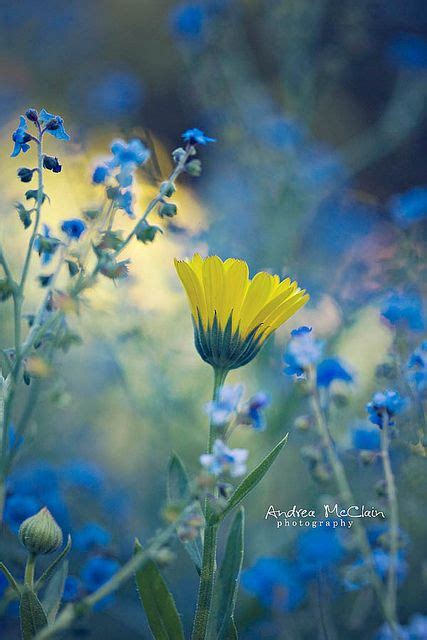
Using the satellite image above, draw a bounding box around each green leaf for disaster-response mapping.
[167,452,190,503]
[135,539,184,640]
[20,589,48,639]
[167,454,202,574]
[207,508,244,640]
[42,560,68,625]
[35,535,72,591]
[212,434,289,524]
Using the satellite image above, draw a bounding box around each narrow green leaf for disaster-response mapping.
[135,539,184,640]
[20,589,48,639]
[167,452,190,503]
[0,562,21,594]
[42,560,68,625]
[213,434,289,524]
[207,508,244,640]
[167,453,202,574]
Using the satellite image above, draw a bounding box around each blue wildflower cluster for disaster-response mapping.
[366,390,405,428]
[242,528,345,612]
[381,292,425,332]
[200,439,248,477]
[389,186,427,227]
[407,341,427,395]
[205,384,270,431]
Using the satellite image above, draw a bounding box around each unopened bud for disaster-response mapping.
[19,507,63,555]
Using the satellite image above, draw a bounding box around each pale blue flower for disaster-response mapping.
[11,115,31,157]
[283,327,322,377]
[205,384,244,425]
[39,109,70,140]
[200,439,248,477]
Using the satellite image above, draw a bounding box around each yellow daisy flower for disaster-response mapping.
[174,254,309,371]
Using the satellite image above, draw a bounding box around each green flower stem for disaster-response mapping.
[380,415,400,626]
[191,366,228,640]
[307,367,401,638]
[114,145,193,258]
[24,553,36,590]
[33,507,192,640]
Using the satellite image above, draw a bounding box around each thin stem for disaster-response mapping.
[191,367,228,640]
[306,367,400,636]
[24,553,36,590]
[380,415,399,625]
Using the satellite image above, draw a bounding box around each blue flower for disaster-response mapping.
[200,439,248,477]
[283,327,323,377]
[352,427,381,451]
[39,109,70,140]
[11,115,32,157]
[381,292,425,332]
[115,189,134,217]
[366,390,405,428]
[387,34,427,69]
[171,4,206,41]
[61,218,86,240]
[375,623,410,640]
[63,576,81,603]
[345,549,407,591]
[4,494,40,533]
[92,165,110,184]
[317,358,353,387]
[110,138,150,167]
[81,555,120,608]
[241,557,306,611]
[86,71,144,119]
[389,186,427,226]
[34,224,60,265]
[182,128,216,145]
[408,614,427,639]
[242,392,271,431]
[296,528,344,578]
[61,460,104,494]
[205,384,244,426]
[74,523,111,552]
[407,341,427,394]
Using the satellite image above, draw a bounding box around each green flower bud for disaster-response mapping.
[135,221,163,244]
[185,159,202,177]
[160,181,176,197]
[172,147,186,163]
[294,415,311,431]
[158,203,177,219]
[19,508,63,555]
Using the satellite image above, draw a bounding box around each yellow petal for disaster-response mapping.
[247,279,297,332]
[174,259,207,327]
[262,292,310,340]
[202,256,225,326]
[221,259,249,329]
[240,272,275,336]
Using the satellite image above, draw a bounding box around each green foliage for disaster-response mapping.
[134,539,185,640]
[41,560,68,625]
[19,589,48,639]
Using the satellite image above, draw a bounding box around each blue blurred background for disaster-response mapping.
[0,0,426,638]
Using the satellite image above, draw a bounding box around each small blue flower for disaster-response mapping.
[34,224,60,265]
[317,358,353,387]
[241,392,271,431]
[200,439,248,477]
[61,460,104,494]
[92,165,110,184]
[387,34,427,69]
[407,341,427,394]
[345,549,407,591]
[375,623,410,640]
[389,186,427,226]
[381,292,425,332]
[182,128,216,145]
[4,494,40,533]
[283,327,322,377]
[81,555,120,608]
[296,528,344,578]
[11,115,32,157]
[39,108,70,140]
[408,614,427,639]
[61,218,86,240]
[110,138,150,167]
[205,384,244,426]
[366,390,405,428]
[241,557,306,611]
[74,523,112,552]
[352,427,381,451]
[63,576,81,602]
[171,4,206,41]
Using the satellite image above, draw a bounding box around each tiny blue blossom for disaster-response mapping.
[317,358,353,387]
[182,128,216,145]
[240,392,271,431]
[296,528,345,578]
[283,327,322,377]
[39,108,70,140]
[389,186,427,226]
[408,614,427,639]
[81,555,120,608]
[375,623,410,640]
[115,189,134,217]
[61,218,86,240]
[92,165,110,184]
[352,426,381,451]
[74,523,112,552]
[200,439,248,477]
[205,384,244,425]
[171,4,206,41]
[366,390,405,428]
[34,224,60,265]
[110,138,150,167]
[345,549,407,591]
[407,341,427,394]
[241,557,307,611]
[381,292,425,332]
[387,34,427,69]
[63,576,81,603]
[11,115,32,157]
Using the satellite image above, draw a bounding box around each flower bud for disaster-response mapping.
[43,155,62,173]
[160,181,176,197]
[172,147,186,163]
[17,167,35,183]
[19,507,63,555]
[45,118,60,131]
[135,221,162,244]
[26,109,39,122]
[158,203,177,218]
[185,159,202,177]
